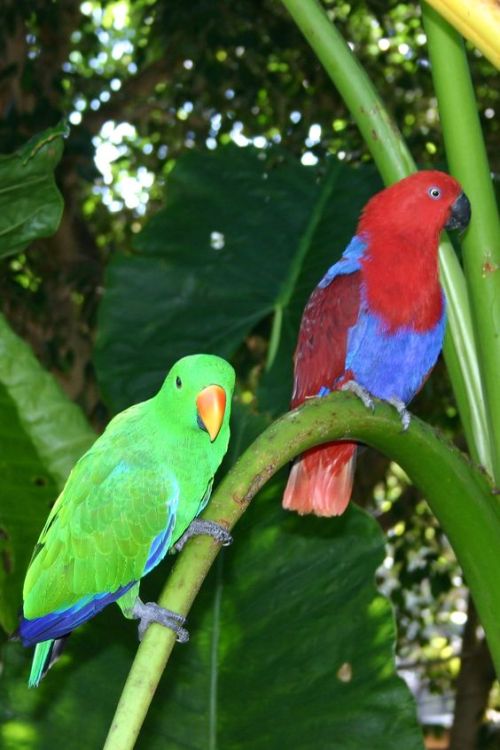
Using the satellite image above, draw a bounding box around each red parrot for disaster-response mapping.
[283,171,471,517]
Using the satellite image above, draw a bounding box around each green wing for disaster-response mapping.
[23,404,179,620]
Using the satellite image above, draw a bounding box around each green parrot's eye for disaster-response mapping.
[176,376,182,389]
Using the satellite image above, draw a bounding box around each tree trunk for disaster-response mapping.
[449,594,496,750]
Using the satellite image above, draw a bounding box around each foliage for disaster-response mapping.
[0,128,427,747]
[95,146,380,413]
[0,479,425,750]
[0,123,66,259]
[0,0,498,747]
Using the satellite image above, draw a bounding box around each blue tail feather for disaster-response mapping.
[20,582,136,647]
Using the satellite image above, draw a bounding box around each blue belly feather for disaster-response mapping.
[314,232,446,403]
[345,306,446,403]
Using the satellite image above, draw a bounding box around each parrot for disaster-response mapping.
[19,353,235,687]
[283,170,471,518]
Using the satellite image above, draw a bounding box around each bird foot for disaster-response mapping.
[386,397,411,431]
[340,380,375,411]
[173,519,233,553]
[132,598,189,642]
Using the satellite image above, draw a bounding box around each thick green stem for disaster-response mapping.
[280,0,413,182]
[440,256,492,469]
[103,393,499,749]
[423,3,500,482]
[279,0,488,471]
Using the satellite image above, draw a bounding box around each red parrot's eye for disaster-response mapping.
[428,187,441,200]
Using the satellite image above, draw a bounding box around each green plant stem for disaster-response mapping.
[279,0,489,471]
[281,0,413,183]
[103,393,499,749]
[423,3,500,482]
[440,252,492,469]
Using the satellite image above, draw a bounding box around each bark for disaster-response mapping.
[449,595,496,750]
[81,58,171,135]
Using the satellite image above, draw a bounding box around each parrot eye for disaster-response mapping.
[175,376,182,389]
[428,187,441,200]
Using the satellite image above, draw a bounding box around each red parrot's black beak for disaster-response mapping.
[445,192,471,231]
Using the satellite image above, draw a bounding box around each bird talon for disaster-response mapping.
[340,380,375,412]
[133,598,189,642]
[173,519,233,552]
[387,397,411,431]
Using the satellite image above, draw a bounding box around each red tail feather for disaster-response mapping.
[282,442,356,517]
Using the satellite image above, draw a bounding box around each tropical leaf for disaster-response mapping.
[95,146,381,413]
[0,478,423,750]
[0,124,95,633]
[0,314,96,633]
[0,386,58,634]
[0,122,67,258]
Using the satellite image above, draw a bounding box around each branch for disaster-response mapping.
[423,3,500,483]
[103,392,499,749]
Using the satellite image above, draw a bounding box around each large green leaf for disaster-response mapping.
[0,481,423,749]
[0,123,67,258]
[95,146,380,412]
[0,314,96,634]
[0,123,95,634]
[0,386,58,634]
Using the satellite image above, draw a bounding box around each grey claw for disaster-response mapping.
[173,519,233,553]
[387,397,411,431]
[340,380,375,412]
[132,598,189,642]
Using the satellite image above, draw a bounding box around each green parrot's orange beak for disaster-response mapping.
[196,385,226,442]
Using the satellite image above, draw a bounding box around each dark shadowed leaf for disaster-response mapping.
[95,146,381,413]
[0,123,67,258]
[0,472,423,749]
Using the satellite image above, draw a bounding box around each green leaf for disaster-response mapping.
[0,386,58,634]
[0,122,95,634]
[0,315,95,487]
[0,488,423,750]
[0,121,94,634]
[95,146,380,412]
[0,313,95,633]
[0,122,67,258]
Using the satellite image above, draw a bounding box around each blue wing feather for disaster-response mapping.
[318,235,366,289]
[143,510,176,575]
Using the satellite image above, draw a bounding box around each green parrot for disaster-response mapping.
[20,354,235,687]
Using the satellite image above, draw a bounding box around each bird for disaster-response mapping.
[20,353,235,686]
[282,170,471,518]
